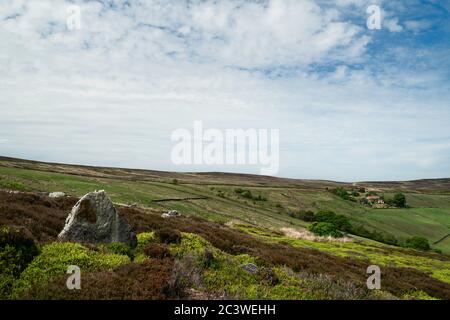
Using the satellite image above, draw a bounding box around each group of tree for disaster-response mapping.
[290,209,432,252]
[329,187,358,202]
[234,188,267,201]
[385,193,407,208]
[296,210,352,239]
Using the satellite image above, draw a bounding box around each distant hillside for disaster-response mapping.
[1,156,449,192]
[1,155,449,254]
[1,155,450,300]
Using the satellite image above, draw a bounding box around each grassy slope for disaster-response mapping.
[0,158,450,253]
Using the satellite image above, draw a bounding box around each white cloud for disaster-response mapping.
[404,20,432,33]
[0,0,449,181]
[384,17,403,32]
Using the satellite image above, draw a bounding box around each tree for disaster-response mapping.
[405,236,430,251]
[392,193,406,208]
[308,222,343,238]
[315,210,352,232]
[330,187,350,200]
[315,210,336,222]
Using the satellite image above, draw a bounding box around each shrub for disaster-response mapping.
[165,255,201,299]
[330,187,350,200]
[234,188,266,201]
[202,249,215,268]
[12,242,130,297]
[308,222,343,238]
[254,195,267,201]
[0,273,16,299]
[315,210,335,222]
[401,290,438,300]
[18,259,174,300]
[103,242,134,259]
[0,226,40,299]
[315,210,352,232]
[332,215,353,232]
[385,193,406,208]
[156,228,182,244]
[299,271,370,300]
[236,189,253,199]
[143,243,171,259]
[170,233,214,258]
[118,206,450,299]
[258,267,279,286]
[0,226,40,276]
[350,224,400,246]
[383,234,399,246]
[0,191,77,242]
[405,237,430,251]
[136,232,155,248]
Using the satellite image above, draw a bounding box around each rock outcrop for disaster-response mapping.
[58,190,137,248]
[241,263,259,274]
[162,210,181,218]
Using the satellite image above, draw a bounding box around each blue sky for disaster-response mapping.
[0,0,449,181]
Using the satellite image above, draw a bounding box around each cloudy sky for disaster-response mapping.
[1,0,449,181]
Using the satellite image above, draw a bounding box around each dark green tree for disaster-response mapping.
[405,236,430,251]
[392,193,406,208]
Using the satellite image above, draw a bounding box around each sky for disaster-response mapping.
[0,0,449,181]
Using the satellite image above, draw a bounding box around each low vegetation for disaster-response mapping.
[235,188,267,201]
[12,242,130,298]
[0,158,449,300]
[0,226,40,299]
[1,191,449,300]
[405,237,431,251]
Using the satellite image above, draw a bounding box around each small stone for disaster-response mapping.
[162,210,181,218]
[49,192,66,198]
[241,263,259,274]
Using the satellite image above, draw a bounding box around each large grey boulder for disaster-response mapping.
[58,190,137,248]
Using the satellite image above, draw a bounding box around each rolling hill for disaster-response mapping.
[1,156,449,300]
